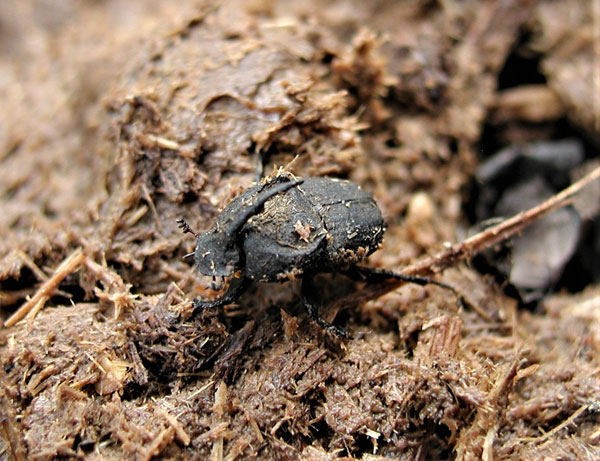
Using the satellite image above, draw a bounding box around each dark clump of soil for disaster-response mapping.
[1,1,599,460]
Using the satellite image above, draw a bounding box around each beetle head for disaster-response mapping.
[193,230,240,277]
[188,177,304,278]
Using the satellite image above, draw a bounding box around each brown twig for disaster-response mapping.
[517,403,589,443]
[4,248,85,327]
[406,164,600,276]
[339,164,600,307]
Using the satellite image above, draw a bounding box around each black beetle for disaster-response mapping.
[178,172,459,337]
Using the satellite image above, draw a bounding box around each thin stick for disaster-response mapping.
[342,165,600,305]
[15,249,49,282]
[518,403,588,442]
[404,165,600,277]
[4,248,85,327]
[25,295,50,325]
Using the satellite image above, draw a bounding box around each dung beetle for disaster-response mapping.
[178,172,459,338]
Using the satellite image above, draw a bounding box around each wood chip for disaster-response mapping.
[5,248,85,327]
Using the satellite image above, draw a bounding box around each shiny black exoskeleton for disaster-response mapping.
[178,173,458,338]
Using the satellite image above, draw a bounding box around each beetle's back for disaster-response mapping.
[241,177,384,281]
[242,183,326,282]
[301,177,384,270]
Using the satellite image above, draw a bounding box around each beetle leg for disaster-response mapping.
[301,276,351,339]
[344,266,465,308]
[192,275,252,311]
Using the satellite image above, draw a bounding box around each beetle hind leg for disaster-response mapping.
[345,266,465,309]
[301,276,351,339]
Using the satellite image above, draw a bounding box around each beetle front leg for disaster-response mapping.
[301,276,351,339]
[344,266,465,308]
[192,275,252,311]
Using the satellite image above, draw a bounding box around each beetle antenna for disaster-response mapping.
[177,218,199,238]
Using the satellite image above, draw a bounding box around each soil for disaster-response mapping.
[1,1,599,460]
